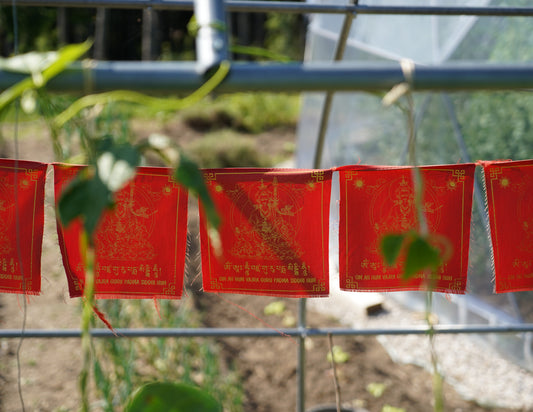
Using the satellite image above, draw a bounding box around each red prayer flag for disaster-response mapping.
[481,159,533,293]
[0,159,47,295]
[200,168,332,297]
[54,163,188,299]
[338,164,475,293]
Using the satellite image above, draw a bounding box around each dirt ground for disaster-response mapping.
[194,293,527,412]
[0,118,527,411]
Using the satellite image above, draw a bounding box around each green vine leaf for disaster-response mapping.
[174,153,220,229]
[125,382,222,412]
[39,40,93,82]
[404,235,442,280]
[58,168,112,238]
[381,232,444,280]
[380,233,407,267]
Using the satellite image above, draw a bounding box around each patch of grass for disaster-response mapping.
[115,92,300,135]
[186,130,269,168]
[180,92,300,134]
[93,298,244,412]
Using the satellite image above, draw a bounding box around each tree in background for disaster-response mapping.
[0,3,306,61]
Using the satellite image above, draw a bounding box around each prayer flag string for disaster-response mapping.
[0,159,531,297]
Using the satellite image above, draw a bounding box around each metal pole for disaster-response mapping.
[93,8,110,60]
[194,0,229,73]
[301,3,357,410]
[2,62,533,93]
[297,298,306,412]
[142,6,159,61]
[441,93,525,324]
[441,93,489,229]
[2,324,533,339]
[313,0,357,168]
[233,2,533,17]
[2,0,533,16]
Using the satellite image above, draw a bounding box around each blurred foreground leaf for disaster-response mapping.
[125,382,222,412]
[58,168,111,237]
[174,153,220,229]
[58,138,140,238]
[404,236,441,280]
[96,137,140,192]
[54,61,230,127]
[380,233,406,267]
[381,232,443,281]
[0,40,91,112]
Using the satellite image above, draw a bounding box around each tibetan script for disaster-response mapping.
[200,168,332,297]
[54,163,188,299]
[338,164,475,293]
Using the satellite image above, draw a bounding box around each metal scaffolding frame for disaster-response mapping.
[2,323,533,339]
[2,0,533,16]
[1,1,533,412]
[2,62,533,93]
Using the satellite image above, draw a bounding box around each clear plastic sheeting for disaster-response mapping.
[297,0,533,371]
[306,0,487,64]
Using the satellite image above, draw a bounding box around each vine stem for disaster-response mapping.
[80,233,95,412]
[426,292,444,412]
[402,61,443,412]
[327,333,342,412]
[10,2,27,410]
[54,61,230,128]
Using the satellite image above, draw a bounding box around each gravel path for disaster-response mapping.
[311,289,533,410]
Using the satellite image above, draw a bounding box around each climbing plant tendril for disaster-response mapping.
[380,63,446,412]
[54,60,231,128]
[1,39,229,410]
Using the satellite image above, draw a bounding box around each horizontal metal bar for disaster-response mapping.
[2,62,533,93]
[228,2,533,17]
[2,324,533,339]
[0,0,532,17]
[352,5,533,17]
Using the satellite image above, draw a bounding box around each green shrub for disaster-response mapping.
[181,92,300,134]
[186,130,268,168]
